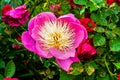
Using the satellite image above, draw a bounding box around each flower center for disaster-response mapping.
[38,21,75,51]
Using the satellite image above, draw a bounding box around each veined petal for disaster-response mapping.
[50,48,75,60]
[34,12,57,26]
[56,54,80,71]
[58,14,80,24]
[36,41,53,58]
[69,23,88,48]
[28,17,35,34]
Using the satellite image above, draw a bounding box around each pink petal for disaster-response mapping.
[58,14,80,24]
[22,31,37,52]
[50,48,75,60]
[36,41,53,58]
[56,54,80,71]
[69,23,88,48]
[34,12,57,26]
[31,25,41,41]
[6,5,28,18]
[28,17,35,34]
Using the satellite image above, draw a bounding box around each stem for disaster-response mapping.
[104,54,117,76]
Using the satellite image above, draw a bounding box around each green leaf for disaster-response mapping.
[105,31,116,39]
[5,0,11,3]
[73,0,87,5]
[0,74,4,80]
[113,63,120,69]
[109,38,120,51]
[93,34,106,46]
[108,23,116,29]
[89,61,98,69]
[91,13,107,26]
[113,27,120,37]
[111,14,119,23]
[95,26,105,33]
[59,70,75,80]
[96,74,110,80]
[0,59,5,69]
[5,60,16,77]
[70,62,84,75]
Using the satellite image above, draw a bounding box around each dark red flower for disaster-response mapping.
[106,0,116,5]
[79,18,97,32]
[68,0,82,8]
[12,35,21,49]
[2,4,30,27]
[118,74,120,80]
[116,0,120,6]
[3,77,19,80]
[77,38,97,60]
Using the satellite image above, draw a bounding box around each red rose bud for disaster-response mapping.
[106,0,116,5]
[68,0,82,8]
[12,35,21,49]
[79,18,97,32]
[77,38,97,60]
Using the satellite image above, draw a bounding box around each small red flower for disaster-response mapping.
[68,0,82,8]
[116,0,120,6]
[77,38,97,60]
[79,18,97,32]
[106,0,116,5]
[3,77,19,80]
[118,74,120,80]
[12,35,21,49]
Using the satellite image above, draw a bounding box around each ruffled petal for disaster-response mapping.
[50,48,75,60]
[58,14,80,24]
[22,31,37,52]
[34,12,57,26]
[56,54,80,71]
[28,17,35,34]
[69,22,88,48]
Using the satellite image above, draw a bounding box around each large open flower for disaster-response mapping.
[22,12,87,71]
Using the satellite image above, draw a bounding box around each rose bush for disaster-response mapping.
[0,0,120,80]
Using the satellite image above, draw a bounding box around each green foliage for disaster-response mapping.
[5,60,16,77]
[73,0,87,5]
[93,34,106,46]
[109,38,120,51]
[113,63,120,69]
[0,74,4,80]
[0,60,5,69]
[70,62,83,75]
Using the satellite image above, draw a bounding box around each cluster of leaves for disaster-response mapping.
[0,0,120,80]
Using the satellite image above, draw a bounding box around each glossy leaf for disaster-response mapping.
[113,63,120,69]
[93,34,106,46]
[5,60,16,77]
[109,38,120,51]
